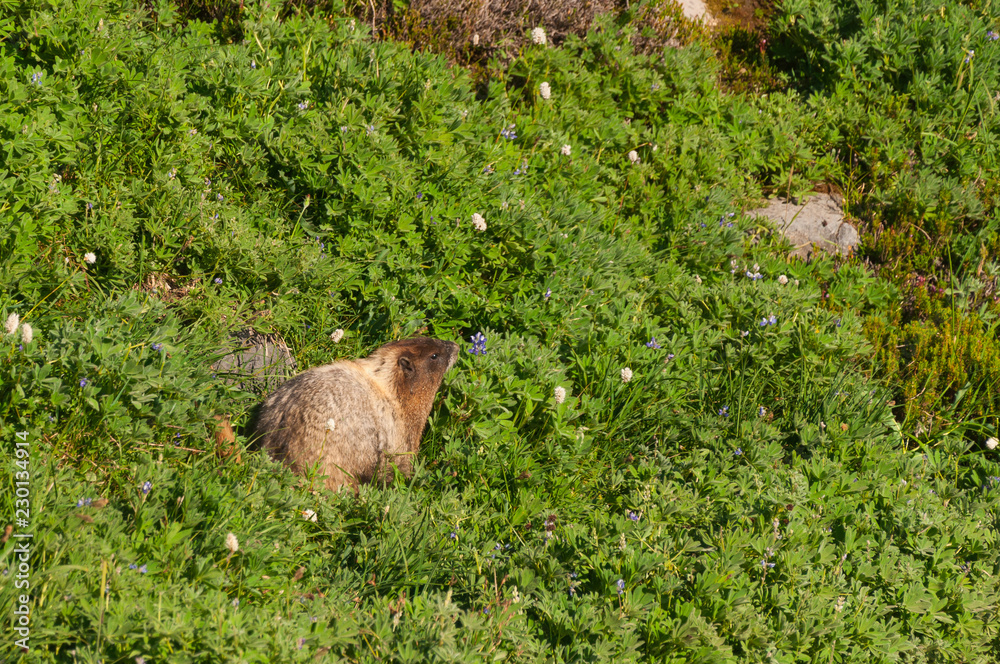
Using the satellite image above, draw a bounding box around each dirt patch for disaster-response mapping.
[705,0,773,32]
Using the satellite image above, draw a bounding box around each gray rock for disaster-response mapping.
[748,194,860,261]
[212,329,297,396]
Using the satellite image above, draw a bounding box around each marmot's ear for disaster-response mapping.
[398,355,415,377]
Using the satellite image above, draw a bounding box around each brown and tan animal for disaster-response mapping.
[255,337,459,491]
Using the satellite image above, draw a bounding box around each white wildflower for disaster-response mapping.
[4,313,19,335]
[511,586,521,603]
[987,437,998,450]
[326,418,336,432]
[471,213,487,232]
[794,279,800,286]
[628,150,640,165]
[84,252,96,264]
[561,144,571,156]
[225,533,239,553]
[331,329,344,343]
[694,274,702,285]
[539,81,551,100]
[21,323,33,344]
[621,367,633,383]
[302,509,318,523]
[778,274,789,285]
[554,386,566,404]
[472,33,479,46]
[531,27,547,45]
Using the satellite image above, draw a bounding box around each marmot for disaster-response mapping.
[255,337,459,491]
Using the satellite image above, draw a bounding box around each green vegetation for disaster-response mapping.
[1,0,998,661]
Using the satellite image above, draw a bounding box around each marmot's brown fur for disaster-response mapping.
[255,337,459,491]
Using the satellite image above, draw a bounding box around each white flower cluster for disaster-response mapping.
[84,252,97,264]
[471,212,487,232]
[554,386,566,404]
[4,312,19,336]
[628,150,640,165]
[531,27,547,45]
[561,144,571,156]
[539,81,551,100]
[331,328,345,343]
[621,367,633,383]
[4,315,33,345]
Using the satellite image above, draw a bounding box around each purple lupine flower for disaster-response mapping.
[468,331,487,356]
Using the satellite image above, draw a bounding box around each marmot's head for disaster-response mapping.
[373,337,459,403]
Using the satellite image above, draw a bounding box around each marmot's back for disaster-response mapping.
[255,337,458,490]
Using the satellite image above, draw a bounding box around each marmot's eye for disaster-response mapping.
[431,354,438,360]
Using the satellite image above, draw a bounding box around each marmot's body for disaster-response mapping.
[256,337,458,491]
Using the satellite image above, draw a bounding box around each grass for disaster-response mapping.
[0,0,999,661]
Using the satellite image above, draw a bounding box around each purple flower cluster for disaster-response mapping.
[468,332,487,356]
